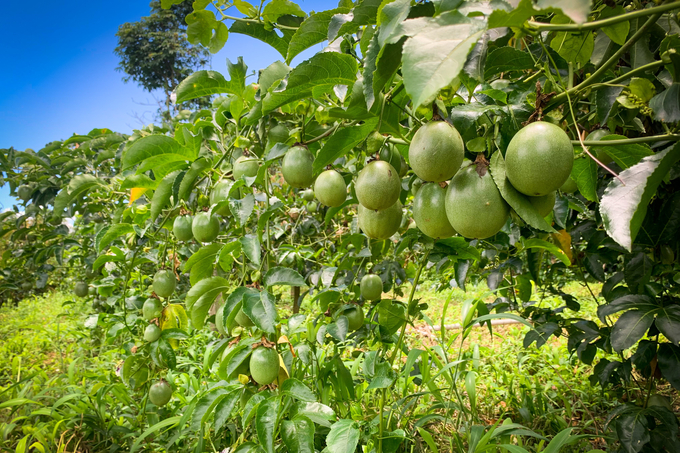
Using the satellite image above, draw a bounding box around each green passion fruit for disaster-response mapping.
[149,380,172,406]
[413,183,456,239]
[17,185,32,202]
[192,212,220,243]
[445,162,510,239]
[408,121,465,183]
[21,282,33,291]
[282,146,315,189]
[360,274,383,301]
[366,131,385,154]
[355,161,401,210]
[301,189,315,201]
[528,192,556,217]
[307,201,318,213]
[249,347,280,386]
[74,282,89,298]
[144,324,161,342]
[314,169,347,207]
[153,269,176,298]
[560,177,578,194]
[143,298,163,320]
[379,144,402,175]
[210,181,232,216]
[233,156,259,179]
[358,201,403,240]
[268,124,289,146]
[505,121,574,196]
[342,306,364,331]
[173,215,194,241]
[235,308,255,327]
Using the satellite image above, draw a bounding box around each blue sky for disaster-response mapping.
[0,0,337,210]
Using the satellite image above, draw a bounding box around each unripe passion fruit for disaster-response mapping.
[358,201,403,240]
[249,347,280,385]
[17,185,32,202]
[144,324,161,342]
[360,274,383,301]
[445,162,510,239]
[528,192,556,217]
[301,189,315,202]
[210,181,232,216]
[282,146,315,189]
[74,282,89,298]
[505,121,574,196]
[379,144,402,175]
[355,161,401,210]
[192,212,220,243]
[149,380,172,406]
[143,298,163,320]
[268,124,289,146]
[153,270,176,298]
[307,201,318,213]
[21,282,32,291]
[560,177,578,194]
[235,308,255,327]
[314,170,347,207]
[343,306,364,331]
[173,215,194,241]
[408,121,465,182]
[233,156,259,179]
[413,183,456,239]
[366,131,384,154]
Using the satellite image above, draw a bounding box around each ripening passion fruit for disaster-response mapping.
[355,161,401,211]
[528,192,556,217]
[282,146,315,189]
[74,282,89,298]
[301,189,315,202]
[249,346,280,386]
[192,212,220,243]
[144,324,161,342]
[314,170,347,207]
[153,269,176,298]
[366,131,385,154]
[343,306,364,331]
[413,183,456,239]
[358,201,403,240]
[360,274,383,301]
[505,121,574,196]
[173,215,194,241]
[445,162,510,239]
[233,156,259,179]
[149,380,172,406]
[143,298,163,320]
[408,121,465,183]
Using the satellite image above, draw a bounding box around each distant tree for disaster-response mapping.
[114,1,210,117]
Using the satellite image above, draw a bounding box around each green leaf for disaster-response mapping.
[178,157,211,201]
[571,155,598,202]
[650,83,680,123]
[264,267,305,287]
[597,294,657,320]
[400,12,485,107]
[536,0,591,24]
[185,243,222,285]
[150,170,181,221]
[378,300,406,335]
[256,397,280,453]
[229,193,255,227]
[363,35,404,110]
[233,0,258,17]
[549,15,593,66]
[281,378,316,402]
[53,174,106,215]
[262,0,305,25]
[611,310,655,352]
[218,240,242,272]
[96,224,135,253]
[522,238,571,266]
[489,151,556,233]
[209,21,229,53]
[263,53,358,114]
[186,277,230,329]
[291,402,336,427]
[230,18,299,59]
[239,234,261,266]
[367,360,396,389]
[176,71,240,104]
[130,416,181,453]
[335,0,382,38]
[0,398,40,409]
[313,119,379,172]
[214,390,241,431]
[120,174,158,190]
[326,419,360,453]
[282,417,315,453]
[286,8,350,64]
[601,143,680,251]
[243,290,278,334]
[484,47,535,79]
[186,10,216,47]
[657,343,680,390]
[656,305,680,345]
[488,0,536,29]
[191,387,230,430]
[123,135,195,178]
[596,135,653,169]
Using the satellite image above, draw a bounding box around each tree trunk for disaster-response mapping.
[292,286,301,314]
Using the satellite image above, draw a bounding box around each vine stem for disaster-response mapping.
[526,2,680,32]
[573,134,680,147]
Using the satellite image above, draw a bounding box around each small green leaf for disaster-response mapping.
[184,243,221,285]
[611,310,655,352]
[522,238,571,266]
[256,397,280,453]
[281,378,316,402]
[176,71,240,104]
[571,155,598,202]
[327,419,360,453]
[282,417,315,453]
[150,170,181,221]
[313,118,379,172]
[242,290,278,334]
[286,8,350,64]
[264,267,305,287]
[186,277,230,329]
[549,15,594,66]
[96,224,135,253]
[239,234,261,266]
[650,83,680,123]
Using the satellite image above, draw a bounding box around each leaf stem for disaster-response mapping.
[606,60,665,85]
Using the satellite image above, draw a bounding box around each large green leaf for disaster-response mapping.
[214,390,241,431]
[191,387,230,431]
[596,135,653,169]
[150,170,181,221]
[537,0,592,24]
[239,234,261,266]
[400,12,485,107]
[96,224,135,253]
[599,6,629,45]
[549,15,593,68]
[484,47,536,79]
[176,70,240,104]
[313,118,379,172]
[611,310,655,352]
[291,402,335,427]
[184,243,222,285]
[53,174,106,215]
[122,135,195,178]
[130,416,181,453]
[282,417,315,453]
[489,152,556,233]
[326,419,360,453]
[363,35,404,110]
[264,267,306,287]
[601,143,680,251]
[286,8,350,64]
[281,379,316,402]
[656,305,680,345]
[256,397,280,453]
[657,343,680,390]
[229,193,255,227]
[242,290,278,334]
[186,277,230,329]
[230,17,301,58]
[262,53,358,114]
[571,155,598,202]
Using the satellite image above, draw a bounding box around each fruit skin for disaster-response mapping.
[445,162,510,239]
[360,274,383,301]
[355,161,401,210]
[307,201,318,213]
[249,347,280,385]
[314,170,347,207]
[173,216,194,241]
[282,146,315,189]
[413,183,456,239]
[153,270,176,298]
[366,131,384,154]
[358,201,403,240]
[301,189,315,202]
[74,282,89,298]
[343,306,364,331]
[235,308,254,327]
[528,191,556,217]
[210,181,232,216]
[560,177,578,194]
[143,298,163,320]
[233,156,259,179]
[408,121,465,183]
[379,144,402,175]
[149,380,172,406]
[192,212,220,243]
[17,185,32,202]
[144,324,161,342]
[268,124,289,146]
[505,121,574,196]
